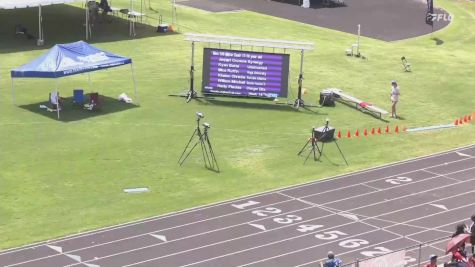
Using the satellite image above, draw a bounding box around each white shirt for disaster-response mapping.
[391,86,400,102]
[50,91,59,104]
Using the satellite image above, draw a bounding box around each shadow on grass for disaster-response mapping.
[200,98,327,115]
[19,95,138,122]
[0,4,178,53]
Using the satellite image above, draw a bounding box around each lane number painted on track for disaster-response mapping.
[360,246,393,257]
[252,207,282,217]
[273,215,303,224]
[339,239,370,248]
[385,176,413,185]
[297,224,324,233]
[232,200,260,210]
[315,230,348,240]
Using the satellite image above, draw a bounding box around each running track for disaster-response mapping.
[1,145,475,267]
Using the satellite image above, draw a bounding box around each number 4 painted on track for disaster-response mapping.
[296,224,324,233]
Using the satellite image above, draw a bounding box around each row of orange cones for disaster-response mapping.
[337,125,406,139]
[454,114,473,126]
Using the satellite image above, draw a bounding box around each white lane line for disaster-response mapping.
[298,214,472,267]
[248,224,266,231]
[320,166,475,207]
[360,183,382,191]
[3,145,472,256]
[4,199,303,267]
[422,169,464,182]
[253,214,472,267]
[77,178,475,266]
[282,157,473,203]
[457,152,472,157]
[125,202,475,267]
[430,204,449,211]
[19,175,475,267]
[171,228,386,267]
[46,245,63,253]
[150,234,167,242]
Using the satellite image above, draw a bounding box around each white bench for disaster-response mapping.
[325,88,389,118]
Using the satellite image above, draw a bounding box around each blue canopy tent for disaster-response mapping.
[11,40,139,119]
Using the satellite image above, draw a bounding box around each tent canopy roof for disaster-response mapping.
[0,0,79,9]
[11,41,132,78]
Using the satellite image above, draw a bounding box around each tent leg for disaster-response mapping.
[131,63,140,105]
[11,78,16,105]
[56,79,60,120]
[37,5,44,46]
[88,73,92,91]
[86,4,90,40]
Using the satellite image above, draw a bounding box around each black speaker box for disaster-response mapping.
[319,92,335,107]
[313,126,335,142]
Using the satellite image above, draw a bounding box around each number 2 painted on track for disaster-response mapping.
[385,176,413,185]
[252,207,282,217]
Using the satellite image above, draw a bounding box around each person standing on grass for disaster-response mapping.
[390,80,400,118]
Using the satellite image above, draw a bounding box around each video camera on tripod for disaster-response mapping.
[179,112,219,172]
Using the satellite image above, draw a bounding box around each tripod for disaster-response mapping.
[297,131,321,164]
[178,117,220,172]
[298,122,348,165]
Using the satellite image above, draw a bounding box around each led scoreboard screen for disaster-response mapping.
[202,48,290,98]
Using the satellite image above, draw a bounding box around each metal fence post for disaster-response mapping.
[417,243,422,267]
[356,258,359,267]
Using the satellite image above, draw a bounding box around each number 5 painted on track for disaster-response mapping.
[315,230,348,240]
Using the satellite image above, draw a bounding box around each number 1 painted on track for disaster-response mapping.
[232,200,260,210]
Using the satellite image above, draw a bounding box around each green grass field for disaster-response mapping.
[0,0,474,249]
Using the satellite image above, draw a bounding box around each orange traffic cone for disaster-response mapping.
[355,129,360,137]
[395,126,399,134]
[464,115,469,123]
[347,130,351,138]
[385,126,389,134]
[364,128,368,136]
[377,127,382,134]
[371,128,375,135]
[337,131,342,139]
[455,119,459,126]
[459,117,464,125]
